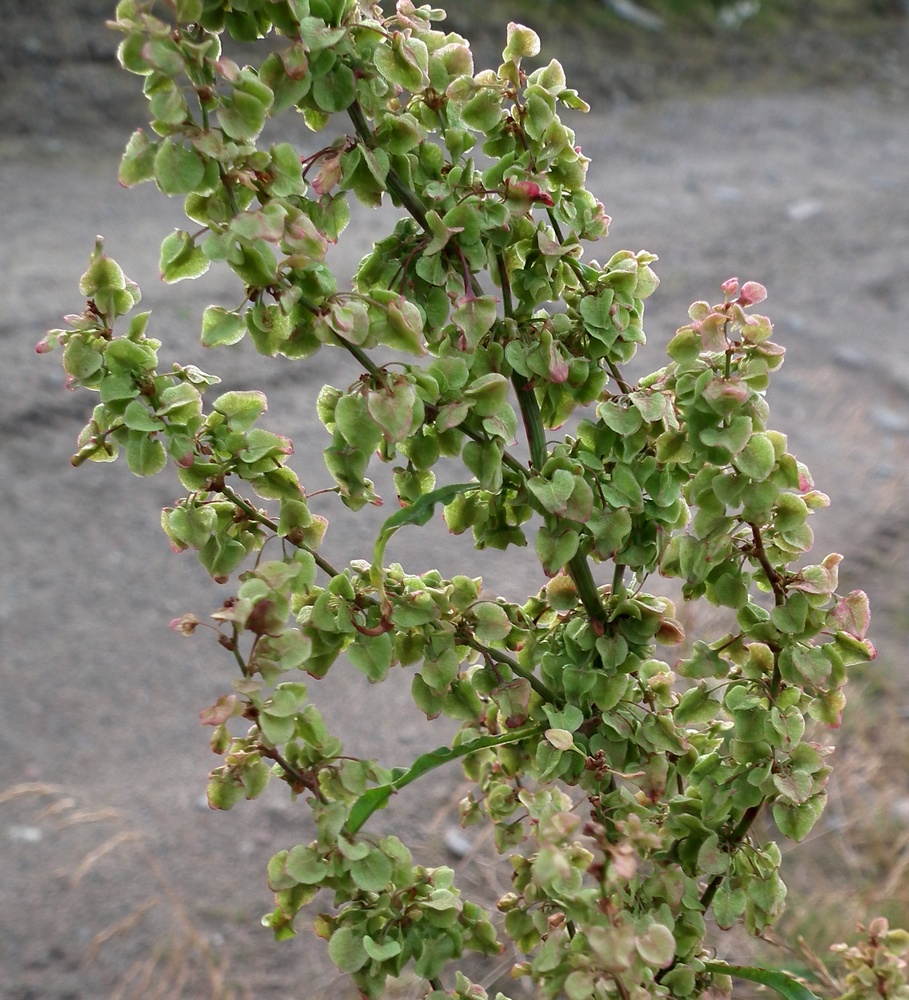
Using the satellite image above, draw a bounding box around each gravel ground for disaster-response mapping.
[2,3,908,997]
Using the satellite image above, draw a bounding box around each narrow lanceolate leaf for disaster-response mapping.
[372,482,478,575]
[703,963,821,1000]
[345,724,545,834]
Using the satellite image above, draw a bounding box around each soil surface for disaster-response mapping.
[2,3,909,998]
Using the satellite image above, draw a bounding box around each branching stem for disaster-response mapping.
[219,484,340,578]
[747,521,786,606]
[461,637,558,705]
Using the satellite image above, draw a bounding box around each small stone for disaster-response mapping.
[786,199,823,221]
[832,346,867,369]
[443,828,472,859]
[8,825,42,843]
[604,0,664,32]
[869,407,909,433]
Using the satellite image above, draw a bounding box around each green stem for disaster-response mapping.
[345,723,546,835]
[553,236,634,396]
[699,802,764,911]
[227,625,249,676]
[461,636,559,705]
[497,249,607,625]
[219,484,340,578]
[495,253,547,472]
[656,800,767,985]
[747,521,786,606]
[513,372,606,624]
[512,371,549,472]
[496,251,515,318]
[332,331,381,376]
[70,421,124,466]
[606,358,632,395]
[568,553,608,626]
[348,101,429,230]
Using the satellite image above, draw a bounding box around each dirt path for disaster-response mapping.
[2,14,909,1000]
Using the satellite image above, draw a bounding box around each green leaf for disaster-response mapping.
[461,89,504,133]
[199,534,248,580]
[206,770,244,810]
[635,922,675,969]
[667,326,701,364]
[213,390,268,432]
[154,139,205,195]
[366,380,417,443]
[159,230,210,283]
[373,482,477,576]
[444,677,484,721]
[473,602,512,643]
[382,297,426,355]
[201,306,246,348]
[126,434,167,476]
[174,0,203,22]
[412,672,445,719]
[503,22,541,62]
[734,432,776,480]
[298,16,347,49]
[328,926,370,973]
[119,129,157,187]
[527,469,576,516]
[350,847,393,892]
[541,706,582,735]
[334,392,383,452]
[105,338,157,374]
[375,33,429,92]
[123,399,164,432]
[345,723,545,834]
[544,728,575,752]
[156,382,202,421]
[363,935,402,962]
[772,792,826,842]
[218,89,269,141]
[712,884,747,930]
[63,338,104,381]
[702,963,821,1000]
[312,63,357,113]
[579,289,615,330]
[770,592,809,635]
[696,832,728,875]
[346,632,394,682]
[534,525,579,576]
[452,296,498,351]
[230,240,278,287]
[598,400,643,436]
[674,684,717,725]
[462,439,504,493]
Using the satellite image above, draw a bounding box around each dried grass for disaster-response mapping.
[3,783,242,1000]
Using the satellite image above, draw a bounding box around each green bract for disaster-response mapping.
[41,4,881,1000]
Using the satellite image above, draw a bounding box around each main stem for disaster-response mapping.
[497,255,607,627]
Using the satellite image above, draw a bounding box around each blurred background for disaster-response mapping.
[1,1,909,997]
